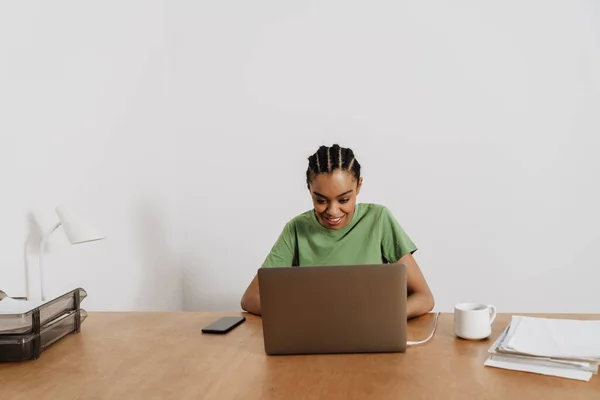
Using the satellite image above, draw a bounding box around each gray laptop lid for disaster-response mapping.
[258,264,407,355]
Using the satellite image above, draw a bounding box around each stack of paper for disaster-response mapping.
[0,297,71,334]
[0,297,46,315]
[484,316,600,381]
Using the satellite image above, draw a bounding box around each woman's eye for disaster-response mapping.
[316,199,327,204]
[339,199,349,204]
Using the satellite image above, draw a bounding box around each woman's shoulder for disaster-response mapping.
[357,203,389,217]
[356,203,403,226]
[281,209,315,229]
[358,202,387,211]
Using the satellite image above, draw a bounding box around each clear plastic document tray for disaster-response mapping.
[0,288,87,335]
[0,309,87,362]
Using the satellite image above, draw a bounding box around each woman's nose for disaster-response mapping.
[327,204,339,215]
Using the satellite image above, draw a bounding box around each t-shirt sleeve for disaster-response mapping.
[261,220,298,268]
[380,206,417,263]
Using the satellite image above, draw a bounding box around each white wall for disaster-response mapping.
[0,1,182,310]
[2,1,599,313]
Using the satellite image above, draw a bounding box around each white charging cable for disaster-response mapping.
[407,312,441,346]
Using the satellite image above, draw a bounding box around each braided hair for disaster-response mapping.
[306,144,361,185]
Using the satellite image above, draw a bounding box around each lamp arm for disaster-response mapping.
[39,221,62,301]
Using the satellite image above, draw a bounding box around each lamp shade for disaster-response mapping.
[55,205,104,244]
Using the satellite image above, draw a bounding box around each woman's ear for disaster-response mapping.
[356,177,363,195]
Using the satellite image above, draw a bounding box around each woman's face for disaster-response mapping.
[308,170,362,230]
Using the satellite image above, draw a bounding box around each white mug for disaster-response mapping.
[454,302,497,340]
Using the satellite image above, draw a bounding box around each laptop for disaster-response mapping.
[257,263,407,355]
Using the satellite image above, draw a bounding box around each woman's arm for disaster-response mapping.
[398,253,435,318]
[241,274,261,315]
[242,221,297,315]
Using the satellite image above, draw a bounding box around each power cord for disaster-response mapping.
[407,312,441,346]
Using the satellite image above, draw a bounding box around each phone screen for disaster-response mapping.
[201,316,246,334]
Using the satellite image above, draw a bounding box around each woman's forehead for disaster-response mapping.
[310,171,356,194]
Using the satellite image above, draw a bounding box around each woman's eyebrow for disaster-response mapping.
[312,189,354,199]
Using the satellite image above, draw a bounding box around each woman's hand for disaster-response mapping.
[241,274,261,315]
[398,253,435,318]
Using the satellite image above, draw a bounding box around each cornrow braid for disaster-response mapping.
[306,144,361,185]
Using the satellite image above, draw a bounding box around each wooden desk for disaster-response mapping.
[0,313,598,399]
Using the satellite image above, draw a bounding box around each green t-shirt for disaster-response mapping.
[261,203,417,268]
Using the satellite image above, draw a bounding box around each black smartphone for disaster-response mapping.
[201,316,246,334]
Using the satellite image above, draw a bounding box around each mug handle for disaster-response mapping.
[488,305,497,324]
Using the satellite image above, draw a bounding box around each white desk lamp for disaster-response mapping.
[39,205,104,301]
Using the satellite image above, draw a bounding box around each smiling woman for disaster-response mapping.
[307,145,361,230]
[241,144,435,319]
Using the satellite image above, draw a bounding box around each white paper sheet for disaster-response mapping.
[485,357,593,381]
[0,298,46,314]
[505,316,600,360]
